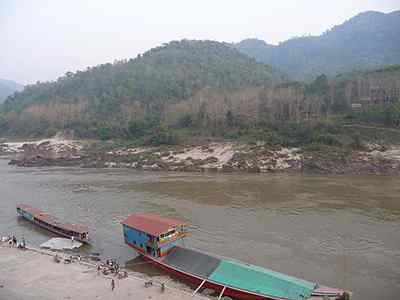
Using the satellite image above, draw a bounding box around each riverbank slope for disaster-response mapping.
[2,135,400,175]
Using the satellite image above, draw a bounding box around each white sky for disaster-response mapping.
[1,0,399,84]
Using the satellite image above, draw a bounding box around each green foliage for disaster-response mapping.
[2,40,280,138]
[352,103,400,125]
[0,112,6,133]
[4,40,278,111]
[225,110,236,127]
[147,125,178,146]
[128,120,149,138]
[174,114,193,129]
[306,74,328,95]
[97,125,113,141]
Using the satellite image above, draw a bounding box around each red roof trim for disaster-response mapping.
[121,213,186,236]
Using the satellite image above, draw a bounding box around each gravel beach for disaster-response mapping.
[0,245,209,300]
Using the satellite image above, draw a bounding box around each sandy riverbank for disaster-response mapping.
[2,135,400,174]
[0,245,210,300]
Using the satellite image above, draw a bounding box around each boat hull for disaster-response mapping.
[17,211,89,244]
[127,243,345,300]
[131,245,277,300]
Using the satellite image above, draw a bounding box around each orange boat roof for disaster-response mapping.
[121,213,186,236]
[17,204,89,234]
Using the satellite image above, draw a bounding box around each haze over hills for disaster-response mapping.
[0,79,23,102]
[1,11,399,143]
[235,10,400,80]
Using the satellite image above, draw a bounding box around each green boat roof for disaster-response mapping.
[208,259,317,300]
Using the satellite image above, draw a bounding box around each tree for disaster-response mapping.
[97,125,112,141]
[225,110,235,127]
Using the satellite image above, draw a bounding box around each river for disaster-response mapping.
[0,158,399,300]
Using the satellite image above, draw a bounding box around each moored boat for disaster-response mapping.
[16,204,90,243]
[121,213,350,300]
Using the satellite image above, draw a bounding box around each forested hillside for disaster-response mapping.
[0,40,282,138]
[1,39,399,148]
[0,79,23,102]
[235,10,400,80]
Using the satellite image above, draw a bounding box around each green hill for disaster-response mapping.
[0,40,282,138]
[235,10,400,80]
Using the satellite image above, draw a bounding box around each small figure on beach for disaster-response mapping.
[111,279,115,291]
[114,262,119,274]
[53,255,60,263]
[161,282,165,293]
[97,264,101,274]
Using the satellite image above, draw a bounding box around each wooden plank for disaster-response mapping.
[217,286,226,300]
[192,279,206,296]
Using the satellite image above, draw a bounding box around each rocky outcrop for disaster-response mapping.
[4,138,400,175]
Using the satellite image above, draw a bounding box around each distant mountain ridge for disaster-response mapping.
[0,78,23,102]
[235,10,400,80]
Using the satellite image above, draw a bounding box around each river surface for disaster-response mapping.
[0,158,399,300]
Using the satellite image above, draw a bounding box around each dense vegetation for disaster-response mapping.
[0,40,283,138]
[235,11,400,80]
[0,37,399,150]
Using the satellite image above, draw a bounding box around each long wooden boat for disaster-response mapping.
[16,204,90,243]
[121,213,350,300]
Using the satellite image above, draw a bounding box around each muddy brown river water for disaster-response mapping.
[0,158,399,300]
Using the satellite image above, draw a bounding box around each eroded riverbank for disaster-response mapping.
[2,137,400,175]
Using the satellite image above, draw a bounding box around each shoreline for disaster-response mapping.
[0,242,211,300]
[1,138,400,175]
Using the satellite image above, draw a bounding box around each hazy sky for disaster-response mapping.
[1,0,399,84]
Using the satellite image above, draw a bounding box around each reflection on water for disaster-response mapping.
[0,159,399,300]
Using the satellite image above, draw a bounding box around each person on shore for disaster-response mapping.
[111,279,115,291]
[12,235,17,246]
[115,263,119,274]
[97,264,101,274]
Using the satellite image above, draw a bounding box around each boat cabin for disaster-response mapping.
[17,204,89,242]
[121,213,187,257]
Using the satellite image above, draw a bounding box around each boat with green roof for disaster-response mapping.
[121,213,350,300]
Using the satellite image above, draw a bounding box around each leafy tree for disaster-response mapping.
[225,110,235,127]
[97,125,112,141]
[128,120,148,138]
[147,125,178,145]
[175,114,193,128]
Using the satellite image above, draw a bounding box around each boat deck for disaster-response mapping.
[162,246,221,278]
[162,246,318,300]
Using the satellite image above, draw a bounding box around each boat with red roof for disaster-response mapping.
[121,213,351,300]
[16,204,90,243]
